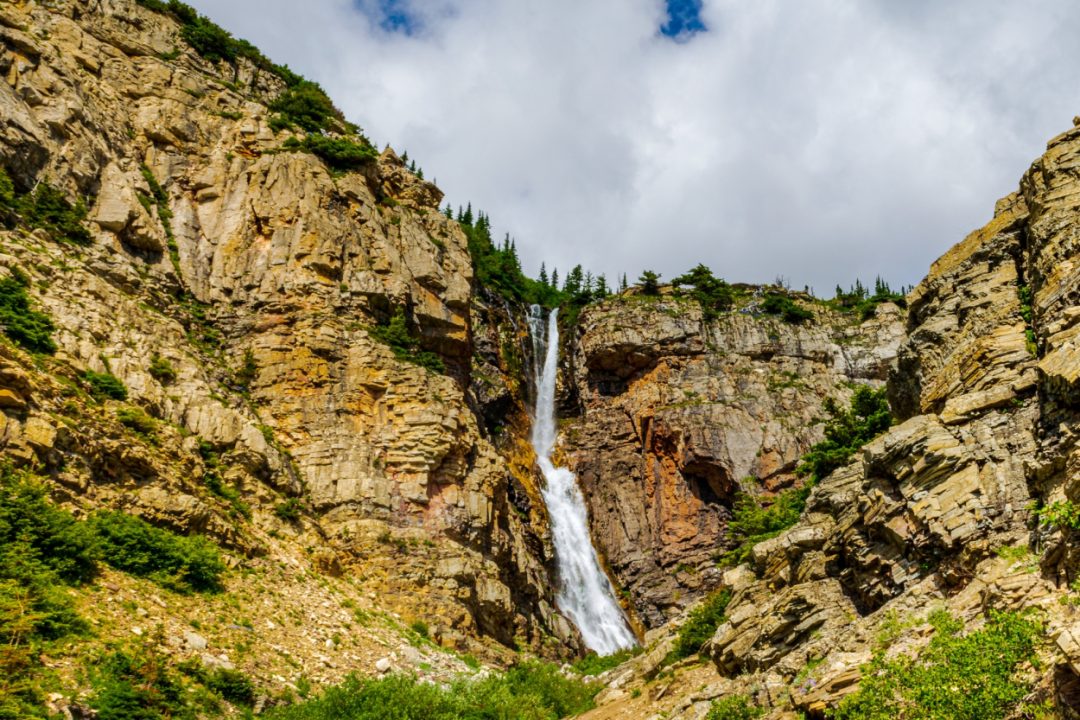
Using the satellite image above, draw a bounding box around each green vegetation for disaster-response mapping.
[638,270,661,296]
[265,661,599,720]
[671,264,733,318]
[139,164,180,272]
[669,589,732,661]
[797,385,891,482]
[830,610,1041,720]
[831,277,907,321]
[274,497,303,522]
[721,385,891,565]
[1032,499,1080,531]
[368,309,445,373]
[15,181,92,245]
[761,293,813,324]
[720,487,811,566]
[0,166,91,245]
[82,370,129,401]
[0,465,96,716]
[270,80,349,133]
[283,134,377,172]
[1018,284,1038,355]
[706,695,764,720]
[90,633,256,718]
[148,354,177,384]
[0,273,57,354]
[135,0,308,89]
[116,407,159,442]
[89,511,225,593]
[571,647,641,676]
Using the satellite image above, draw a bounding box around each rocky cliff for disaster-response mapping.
[564,293,903,627]
[580,123,1080,719]
[0,0,572,674]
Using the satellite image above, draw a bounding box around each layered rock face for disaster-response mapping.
[0,0,567,651]
[564,294,904,627]
[683,122,1080,717]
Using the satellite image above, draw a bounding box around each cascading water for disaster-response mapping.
[528,305,637,655]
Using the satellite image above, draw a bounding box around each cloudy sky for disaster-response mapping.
[188,0,1079,294]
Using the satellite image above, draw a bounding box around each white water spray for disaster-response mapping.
[528,305,636,655]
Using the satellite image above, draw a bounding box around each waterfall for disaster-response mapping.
[527,305,636,655]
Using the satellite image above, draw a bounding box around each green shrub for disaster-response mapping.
[265,661,599,720]
[82,370,128,401]
[148,354,177,384]
[672,264,734,319]
[410,620,429,639]
[204,667,256,707]
[720,487,810,566]
[283,134,377,171]
[116,407,158,441]
[368,309,445,374]
[762,293,813,324]
[638,270,661,296]
[273,498,303,522]
[831,610,1041,720]
[180,17,236,63]
[270,81,343,133]
[0,466,97,715]
[1033,499,1080,531]
[797,385,891,482]
[17,181,92,245]
[832,277,907,321]
[670,589,731,661]
[0,275,56,354]
[707,694,764,720]
[89,511,225,593]
[90,641,193,720]
[232,348,258,392]
[571,647,641,676]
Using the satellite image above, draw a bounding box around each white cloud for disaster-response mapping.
[188,0,1080,293]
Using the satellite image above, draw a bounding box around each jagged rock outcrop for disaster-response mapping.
[0,0,568,653]
[564,293,904,626]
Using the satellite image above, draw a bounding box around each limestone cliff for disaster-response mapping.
[563,292,903,627]
[0,0,569,665]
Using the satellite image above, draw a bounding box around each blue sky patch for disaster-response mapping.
[355,0,421,36]
[660,0,706,40]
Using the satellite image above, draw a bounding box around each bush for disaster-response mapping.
[89,511,225,593]
[762,293,813,324]
[670,589,732,661]
[283,134,377,172]
[180,17,236,63]
[672,264,734,319]
[273,498,303,522]
[90,641,193,720]
[831,610,1041,720]
[707,695,764,720]
[204,667,256,707]
[638,270,661,296]
[0,466,97,715]
[798,385,891,482]
[368,309,445,374]
[82,370,128,401]
[571,647,640,676]
[265,660,599,720]
[0,275,56,354]
[17,181,92,245]
[719,487,810,566]
[148,354,177,384]
[270,81,343,133]
[116,407,158,441]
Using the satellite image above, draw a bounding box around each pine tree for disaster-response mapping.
[595,274,609,298]
[463,203,474,226]
[551,268,559,291]
[539,262,549,286]
[620,273,628,292]
[638,270,661,296]
[443,205,453,219]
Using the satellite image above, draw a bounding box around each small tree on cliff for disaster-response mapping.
[638,270,661,296]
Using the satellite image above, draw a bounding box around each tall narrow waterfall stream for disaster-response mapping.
[528,306,636,654]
